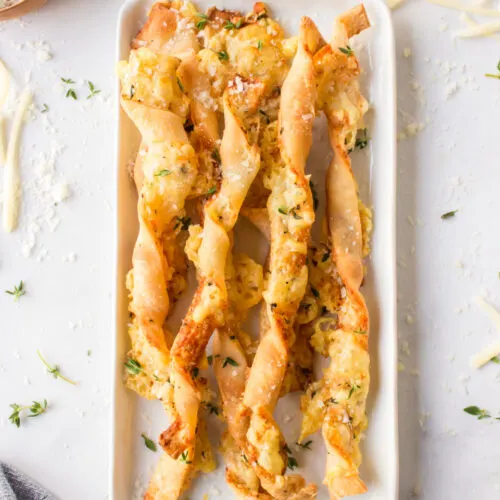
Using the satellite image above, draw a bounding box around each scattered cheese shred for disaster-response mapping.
[2,87,32,233]
[462,12,500,40]
[457,19,500,38]
[0,59,9,108]
[470,297,500,368]
[470,341,500,369]
[0,58,10,164]
[427,0,500,17]
[386,0,407,9]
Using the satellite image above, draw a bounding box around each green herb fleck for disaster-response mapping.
[87,81,101,99]
[278,206,288,215]
[258,108,270,124]
[222,356,239,368]
[441,210,458,220]
[174,216,191,231]
[211,149,221,163]
[66,88,77,100]
[485,60,500,79]
[9,399,48,428]
[5,281,26,301]
[155,169,172,177]
[191,367,199,378]
[464,406,491,420]
[177,76,185,93]
[204,402,220,415]
[218,50,229,61]
[207,355,213,365]
[141,433,157,452]
[347,384,360,400]
[309,180,318,211]
[196,12,208,30]
[296,440,313,450]
[179,450,192,464]
[41,103,49,113]
[61,78,78,100]
[37,350,76,385]
[124,358,144,376]
[224,19,243,30]
[206,186,217,196]
[354,329,367,335]
[257,40,263,50]
[310,286,319,298]
[354,128,369,150]
[321,250,330,263]
[287,455,298,470]
[491,356,500,364]
[339,45,354,57]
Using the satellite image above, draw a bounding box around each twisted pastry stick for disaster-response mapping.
[236,18,323,499]
[119,3,219,497]
[159,86,261,465]
[212,252,266,498]
[121,69,198,500]
[300,6,371,499]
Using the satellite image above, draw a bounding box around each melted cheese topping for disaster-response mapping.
[117,48,189,116]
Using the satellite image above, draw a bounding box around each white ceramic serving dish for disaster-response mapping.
[111,1,397,498]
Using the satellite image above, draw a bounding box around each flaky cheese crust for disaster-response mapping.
[159,89,261,464]
[300,6,371,500]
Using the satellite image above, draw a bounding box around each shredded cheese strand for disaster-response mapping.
[470,297,500,368]
[462,12,500,40]
[426,0,500,17]
[0,59,11,164]
[456,18,500,37]
[386,0,407,9]
[3,87,32,233]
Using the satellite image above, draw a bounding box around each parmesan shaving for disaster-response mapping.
[470,297,500,368]
[2,87,32,233]
[0,119,5,165]
[457,19,500,38]
[0,59,10,164]
[470,341,500,369]
[386,0,406,9]
[426,0,500,17]
[0,59,9,109]
[462,12,500,40]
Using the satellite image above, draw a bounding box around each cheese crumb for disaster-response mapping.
[52,182,71,202]
[405,313,415,325]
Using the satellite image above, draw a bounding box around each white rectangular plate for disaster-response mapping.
[111,1,398,498]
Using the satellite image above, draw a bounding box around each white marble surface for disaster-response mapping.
[1,1,500,499]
